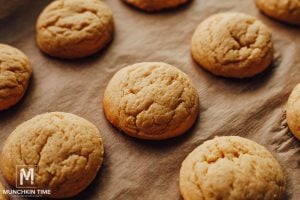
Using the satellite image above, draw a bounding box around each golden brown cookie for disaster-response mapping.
[0,182,8,200]
[123,0,189,11]
[1,112,104,198]
[103,62,199,140]
[0,44,31,111]
[286,84,300,140]
[180,136,286,200]
[191,12,273,78]
[255,0,300,25]
[36,0,114,59]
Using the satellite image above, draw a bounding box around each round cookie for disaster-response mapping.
[0,182,8,200]
[123,0,189,11]
[103,62,199,140]
[1,112,104,199]
[0,44,31,111]
[191,12,273,78]
[180,136,286,200]
[36,0,114,59]
[255,0,300,25]
[286,84,300,140]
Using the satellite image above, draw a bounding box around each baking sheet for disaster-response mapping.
[0,0,299,199]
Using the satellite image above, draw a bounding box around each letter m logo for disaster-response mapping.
[16,165,38,188]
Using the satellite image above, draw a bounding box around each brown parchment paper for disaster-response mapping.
[0,0,299,199]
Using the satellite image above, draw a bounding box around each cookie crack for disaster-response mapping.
[191,161,206,200]
[114,65,198,137]
[36,134,53,167]
[19,144,29,165]
[205,16,271,67]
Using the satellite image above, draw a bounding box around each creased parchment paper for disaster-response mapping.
[0,0,299,199]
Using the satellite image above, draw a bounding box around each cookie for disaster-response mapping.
[36,0,114,59]
[0,182,8,200]
[191,12,273,78]
[180,136,286,200]
[255,0,300,25]
[286,84,300,140]
[123,0,189,11]
[103,62,199,140]
[1,112,104,198]
[0,44,31,111]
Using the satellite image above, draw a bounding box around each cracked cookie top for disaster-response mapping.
[103,62,199,140]
[191,12,273,78]
[180,136,286,200]
[286,84,300,140]
[0,44,31,111]
[1,112,104,198]
[36,0,114,59]
[123,0,189,11]
[256,0,300,25]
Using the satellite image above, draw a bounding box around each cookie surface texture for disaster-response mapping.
[1,112,104,198]
[191,12,273,78]
[123,0,189,11]
[36,0,114,59]
[0,44,31,111]
[255,0,300,25]
[103,62,199,140]
[180,136,286,200]
[287,83,300,140]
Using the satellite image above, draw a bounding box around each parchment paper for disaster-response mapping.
[0,0,299,199]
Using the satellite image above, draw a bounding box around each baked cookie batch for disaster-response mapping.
[0,0,299,199]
